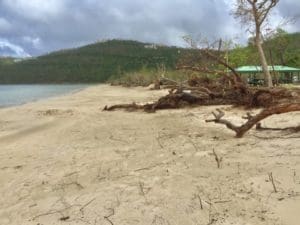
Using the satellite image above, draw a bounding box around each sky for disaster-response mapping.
[0,0,299,57]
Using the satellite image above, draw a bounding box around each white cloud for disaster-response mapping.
[0,39,31,57]
[2,0,67,22]
[23,36,42,49]
[0,18,11,31]
[0,0,298,56]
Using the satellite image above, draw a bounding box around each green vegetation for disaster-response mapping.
[0,57,15,66]
[0,40,184,84]
[229,31,300,68]
[109,68,187,87]
[0,32,299,84]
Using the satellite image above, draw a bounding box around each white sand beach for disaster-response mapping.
[0,85,299,225]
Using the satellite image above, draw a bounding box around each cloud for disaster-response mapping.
[2,0,67,22]
[0,39,31,57]
[0,18,11,32]
[276,0,300,32]
[0,0,298,57]
[23,36,42,49]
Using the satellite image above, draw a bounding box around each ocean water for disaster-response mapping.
[0,84,90,108]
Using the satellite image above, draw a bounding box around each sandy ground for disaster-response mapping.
[0,84,299,225]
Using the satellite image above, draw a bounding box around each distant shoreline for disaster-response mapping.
[0,84,94,109]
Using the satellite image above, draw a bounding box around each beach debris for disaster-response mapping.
[212,149,222,169]
[104,208,115,225]
[59,216,70,221]
[104,45,300,137]
[268,172,278,193]
[103,83,300,137]
[206,103,300,137]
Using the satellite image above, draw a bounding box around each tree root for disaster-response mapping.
[206,103,300,137]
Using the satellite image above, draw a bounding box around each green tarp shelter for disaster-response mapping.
[235,65,300,84]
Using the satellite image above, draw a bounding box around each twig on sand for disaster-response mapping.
[207,199,215,225]
[268,172,278,193]
[197,194,204,210]
[104,208,115,225]
[213,200,232,204]
[134,162,166,172]
[79,198,96,214]
[31,206,74,221]
[212,149,222,169]
[31,198,96,221]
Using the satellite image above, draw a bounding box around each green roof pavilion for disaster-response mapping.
[236,65,300,73]
[235,65,300,84]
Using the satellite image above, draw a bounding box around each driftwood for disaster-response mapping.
[105,45,300,137]
[103,83,300,137]
[206,103,300,137]
[103,103,146,112]
[104,79,300,112]
[104,91,211,113]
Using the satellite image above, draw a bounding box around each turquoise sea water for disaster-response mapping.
[0,84,90,108]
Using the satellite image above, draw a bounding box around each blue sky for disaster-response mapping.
[0,0,299,57]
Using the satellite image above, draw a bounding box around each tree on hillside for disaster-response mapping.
[265,28,289,65]
[233,0,280,87]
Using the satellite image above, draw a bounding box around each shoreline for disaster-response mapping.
[0,83,96,109]
[0,85,299,225]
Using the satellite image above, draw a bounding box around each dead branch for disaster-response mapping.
[31,204,78,221]
[213,200,232,204]
[31,197,96,222]
[104,208,115,225]
[202,48,243,84]
[206,103,300,137]
[60,216,70,221]
[176,65,244,90]
[268,172,278,193]
[79,198,96,214]
[103,103,146,111]
[103,86,299,113]
[134,162,166,172]
[197,194,204,210]
[212,149,222,169]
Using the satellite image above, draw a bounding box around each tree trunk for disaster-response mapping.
[256,35,273,87]
[269,49,278,85]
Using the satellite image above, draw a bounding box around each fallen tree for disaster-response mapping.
[104,75,300,111]
[103,80,300,137]
[104,42,300,137]
[206,103,300,138]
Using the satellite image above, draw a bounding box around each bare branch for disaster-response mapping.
[268,172,278,193]
[206,103,300,138]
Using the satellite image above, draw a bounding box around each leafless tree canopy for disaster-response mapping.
[233,0,279,31]
[232,0,280,87]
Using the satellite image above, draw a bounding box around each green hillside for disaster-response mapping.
[0,33,299,84]
[0,57,15,66]
[0,40,183,84]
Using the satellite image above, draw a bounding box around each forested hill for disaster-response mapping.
[0,40,183,84]
[0,32,299,84]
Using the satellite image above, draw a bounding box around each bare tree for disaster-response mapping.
[233,0,280,87]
